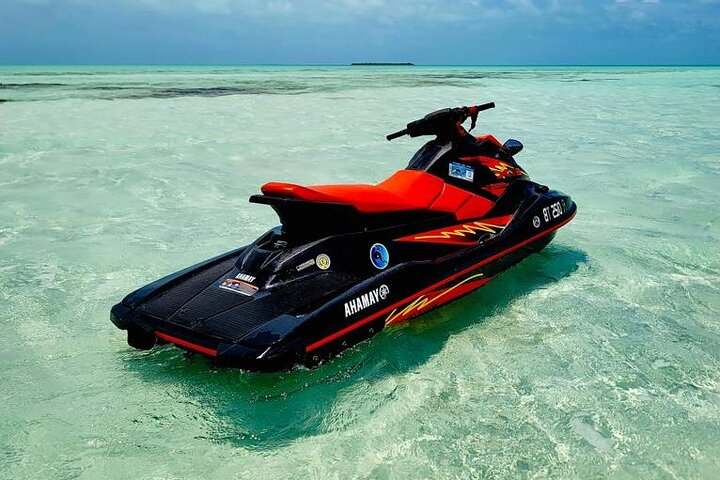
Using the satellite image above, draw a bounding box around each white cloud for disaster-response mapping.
[9,0,718,31]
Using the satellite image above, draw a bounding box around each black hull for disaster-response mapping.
[111,194,576,371]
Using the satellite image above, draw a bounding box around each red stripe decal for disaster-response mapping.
[305,210,576,353]
[155,331,218,357]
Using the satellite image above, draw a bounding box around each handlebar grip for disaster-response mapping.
[474,102,495,112]
[386,129,407,141]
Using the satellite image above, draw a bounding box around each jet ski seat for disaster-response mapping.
[260,170,494,220]
[261,170,442,213]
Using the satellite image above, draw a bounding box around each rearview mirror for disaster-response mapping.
[502,139,523,156]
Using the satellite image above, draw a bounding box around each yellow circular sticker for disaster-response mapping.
[316,253,331,270]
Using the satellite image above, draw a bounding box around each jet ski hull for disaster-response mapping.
[111,186,576,371]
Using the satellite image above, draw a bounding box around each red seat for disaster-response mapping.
[261,170,495,219]
[261,170,444,213]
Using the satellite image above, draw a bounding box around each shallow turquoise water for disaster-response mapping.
[1,66,719,479]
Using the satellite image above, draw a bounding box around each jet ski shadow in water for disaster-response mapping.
[121,244,587,449]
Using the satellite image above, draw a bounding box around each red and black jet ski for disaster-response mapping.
[111,102,576,371]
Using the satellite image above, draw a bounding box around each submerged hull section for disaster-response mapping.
[111,183,576,371]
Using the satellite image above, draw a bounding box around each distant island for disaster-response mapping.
[351,62,414,66]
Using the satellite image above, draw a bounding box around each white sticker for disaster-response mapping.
[449,162,474,182]
[220,278,258,296]
[296,259,315,272]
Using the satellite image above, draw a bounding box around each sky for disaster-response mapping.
[1,0,718,65]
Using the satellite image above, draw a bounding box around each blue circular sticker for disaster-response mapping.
[369,243,389,270]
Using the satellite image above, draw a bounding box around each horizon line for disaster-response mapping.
[1,63,719,68]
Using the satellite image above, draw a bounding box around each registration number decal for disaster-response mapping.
[534,201,564,228]
[544,201,564,221]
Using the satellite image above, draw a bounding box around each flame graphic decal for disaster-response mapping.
[396,215,513,245]
[459,155,526,180]
[487,162,524,179]
[414,220,504,241]
[385,273,492,325]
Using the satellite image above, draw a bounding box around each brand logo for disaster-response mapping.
[316,254,331,270]
[369,243,389,269]
[532,216,541,228]
[344,284,389,318]
[235,273,256,283]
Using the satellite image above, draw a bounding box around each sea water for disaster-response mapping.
[1,66,719,479]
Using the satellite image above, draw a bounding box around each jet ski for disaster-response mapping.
[111,102,577,371]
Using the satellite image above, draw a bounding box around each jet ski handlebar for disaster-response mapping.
[386,102,495,141]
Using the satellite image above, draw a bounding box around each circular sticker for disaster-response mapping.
[316,253,331,270]
[369,243,390,270]
[532,216,541,228]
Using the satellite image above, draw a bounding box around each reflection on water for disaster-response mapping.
[125,246,588,450]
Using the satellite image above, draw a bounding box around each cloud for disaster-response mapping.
[2,0,718,64]
[7,0,577,22]
[7,0,719,32]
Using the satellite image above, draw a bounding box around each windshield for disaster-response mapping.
[406,141,451,171]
